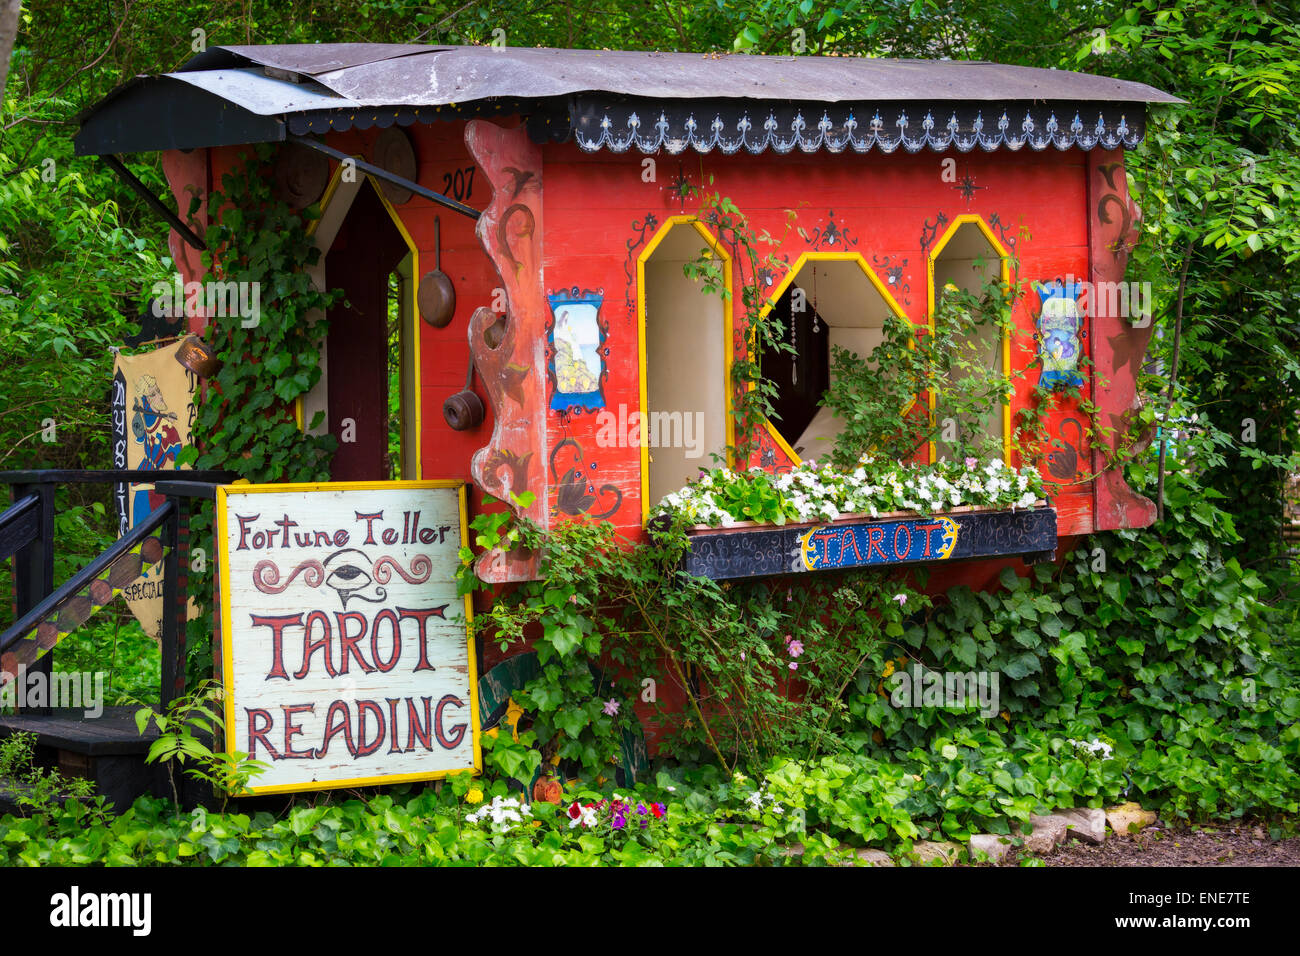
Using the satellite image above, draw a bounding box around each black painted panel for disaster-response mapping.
[681,507,1057,581]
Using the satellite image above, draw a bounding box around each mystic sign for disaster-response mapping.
[216,480,480,794]
[799,515,960,571]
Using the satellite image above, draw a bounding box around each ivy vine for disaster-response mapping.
[175,142,342,681]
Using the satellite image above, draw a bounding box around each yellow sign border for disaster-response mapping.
[215,478,481,795]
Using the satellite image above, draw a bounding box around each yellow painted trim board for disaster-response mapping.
[925,214,1013,465]
[636,215,733,524]
[215,479,481,795]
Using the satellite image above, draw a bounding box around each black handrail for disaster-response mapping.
[0,500,175,653]
[0,494,40,563]
[152,480,224,500]
[0,469,236,485]
[1,468,236,714]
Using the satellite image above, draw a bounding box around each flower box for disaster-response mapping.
[680,503,1057,581]
[685,500,1050,536]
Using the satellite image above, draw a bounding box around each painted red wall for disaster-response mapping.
[538,141,1097,548]
[162,128,1108,547]
[159,121,1148,755]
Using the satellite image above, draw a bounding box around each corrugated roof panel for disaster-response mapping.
[75,43,1181,156]
[167,68,358,115]
[195,44,1182,107]
[182,43,438,75]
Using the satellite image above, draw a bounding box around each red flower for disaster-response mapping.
[566,801,582,820]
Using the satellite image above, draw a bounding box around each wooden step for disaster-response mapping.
[0,705,157,754]
[0,706,162,810]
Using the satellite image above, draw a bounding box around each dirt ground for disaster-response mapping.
[1032,821,1300,866]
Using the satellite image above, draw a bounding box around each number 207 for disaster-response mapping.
[443,166,475,201]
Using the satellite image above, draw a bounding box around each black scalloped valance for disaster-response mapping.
[571,97,1146,155]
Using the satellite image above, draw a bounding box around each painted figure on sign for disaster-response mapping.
[1033,281,1085,390]
[547,289,606,412]
[130,373,182,522]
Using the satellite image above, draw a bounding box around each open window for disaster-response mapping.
[757,254,908,463]
[638,217,731,516]
[927,215,1011,463]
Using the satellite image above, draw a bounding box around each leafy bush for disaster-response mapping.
[823,278,1018,468]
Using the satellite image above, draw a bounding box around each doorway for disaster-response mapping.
[305,176,417,482]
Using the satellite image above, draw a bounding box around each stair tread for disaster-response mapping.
[0,705,160,755]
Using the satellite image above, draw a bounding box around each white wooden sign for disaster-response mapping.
[216,480,481,794]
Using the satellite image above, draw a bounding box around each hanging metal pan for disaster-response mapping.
[443,354,485,431]
[419,216,456,329]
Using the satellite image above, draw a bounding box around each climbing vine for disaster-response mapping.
[682,185,799,464]
[176,143,342,680]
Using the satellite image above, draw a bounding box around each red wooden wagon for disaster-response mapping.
[2,45,1178,797]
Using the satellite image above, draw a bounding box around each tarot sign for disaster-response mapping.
[800,516,960,571]
[216,481,481,794]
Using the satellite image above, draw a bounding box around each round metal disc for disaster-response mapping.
[373,126,417,205]
[272,142,330,209]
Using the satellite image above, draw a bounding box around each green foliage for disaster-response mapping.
[180,144,338,483]
[134,679,268,813]
[683,188,800,462]
[840,459,1300,824]
[825,277,1017,467]
[465,498,932,773]
[0,731,109,822]
[464,433,1298,828]
[1105,0,1300,569]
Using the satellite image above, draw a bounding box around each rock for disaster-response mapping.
[912,840,963,865]
[779,842,805,858]
[1106,802,1158,836]
[1057,808,1107,845]
[969,833,1014,864]
[1022,814,1069,854]
[854,848,895,867]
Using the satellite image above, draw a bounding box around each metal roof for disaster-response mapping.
[74,43,1181,157]
[180,43,1180,106]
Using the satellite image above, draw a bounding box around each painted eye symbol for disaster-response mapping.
[326,564,370,591]
[321,549,386,609]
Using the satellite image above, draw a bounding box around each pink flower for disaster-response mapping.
[740,652,746,661]
[783,634,792,645]
[788,640,804,658]
[603,699,620,717]
[788,662,798,671]
[965,457,978,469]
[892,594,908,606]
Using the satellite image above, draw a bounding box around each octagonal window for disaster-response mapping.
[758,254,909,463]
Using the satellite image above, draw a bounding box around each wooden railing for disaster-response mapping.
[0,469,234,714]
